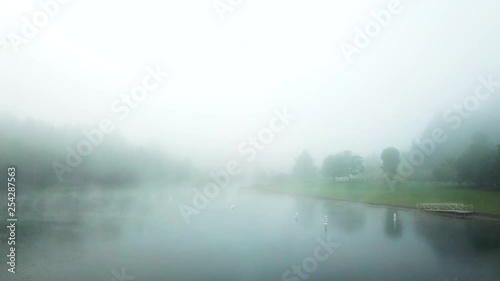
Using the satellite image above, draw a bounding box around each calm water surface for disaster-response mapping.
[1,188,499,281]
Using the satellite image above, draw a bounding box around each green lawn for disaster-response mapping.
[257,182,500,215]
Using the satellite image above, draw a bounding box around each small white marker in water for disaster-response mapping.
[393,213,397,222]
[231,204,236,210]
[324,215,328,232]
[295,212,299,221]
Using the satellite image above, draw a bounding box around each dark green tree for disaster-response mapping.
[292,150,317,182]
[456,137,497,188]
[495,145,500,187]
[321,151,364,179]
[381,147,400,180]
[432,158,460,185]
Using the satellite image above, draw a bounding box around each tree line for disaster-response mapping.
[289,133,500,190]
[0,113,196,189]
[291,150,365,182]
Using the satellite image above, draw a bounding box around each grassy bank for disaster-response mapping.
[256,182,500,216]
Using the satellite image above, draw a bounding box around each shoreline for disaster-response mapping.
[253,186,500,222]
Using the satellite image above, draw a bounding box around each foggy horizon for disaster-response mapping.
[1,1,500,280]
[2,0,500,171]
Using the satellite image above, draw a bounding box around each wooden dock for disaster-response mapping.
[416,203,474,214]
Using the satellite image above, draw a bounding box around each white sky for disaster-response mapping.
[1,0,499,170]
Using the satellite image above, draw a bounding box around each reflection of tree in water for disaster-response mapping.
[465,221,500,253]
[321,201,366,234]
[415,215,500,258]
[384,209,403,239]
[414,215,500,279]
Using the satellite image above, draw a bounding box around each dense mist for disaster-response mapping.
[1,0,500,280]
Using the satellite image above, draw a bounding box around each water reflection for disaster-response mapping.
[413,214,500,280]
[321,201,366,234]
[292,196,318,227]
[2,188,500,281]
[415,215,500,257]
[384,209,403,239]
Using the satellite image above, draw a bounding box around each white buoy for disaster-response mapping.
[393,213,397,222]
[324,215,328,232]
[231,204,236,210]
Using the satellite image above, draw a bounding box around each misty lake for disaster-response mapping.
[1,187,500,281]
